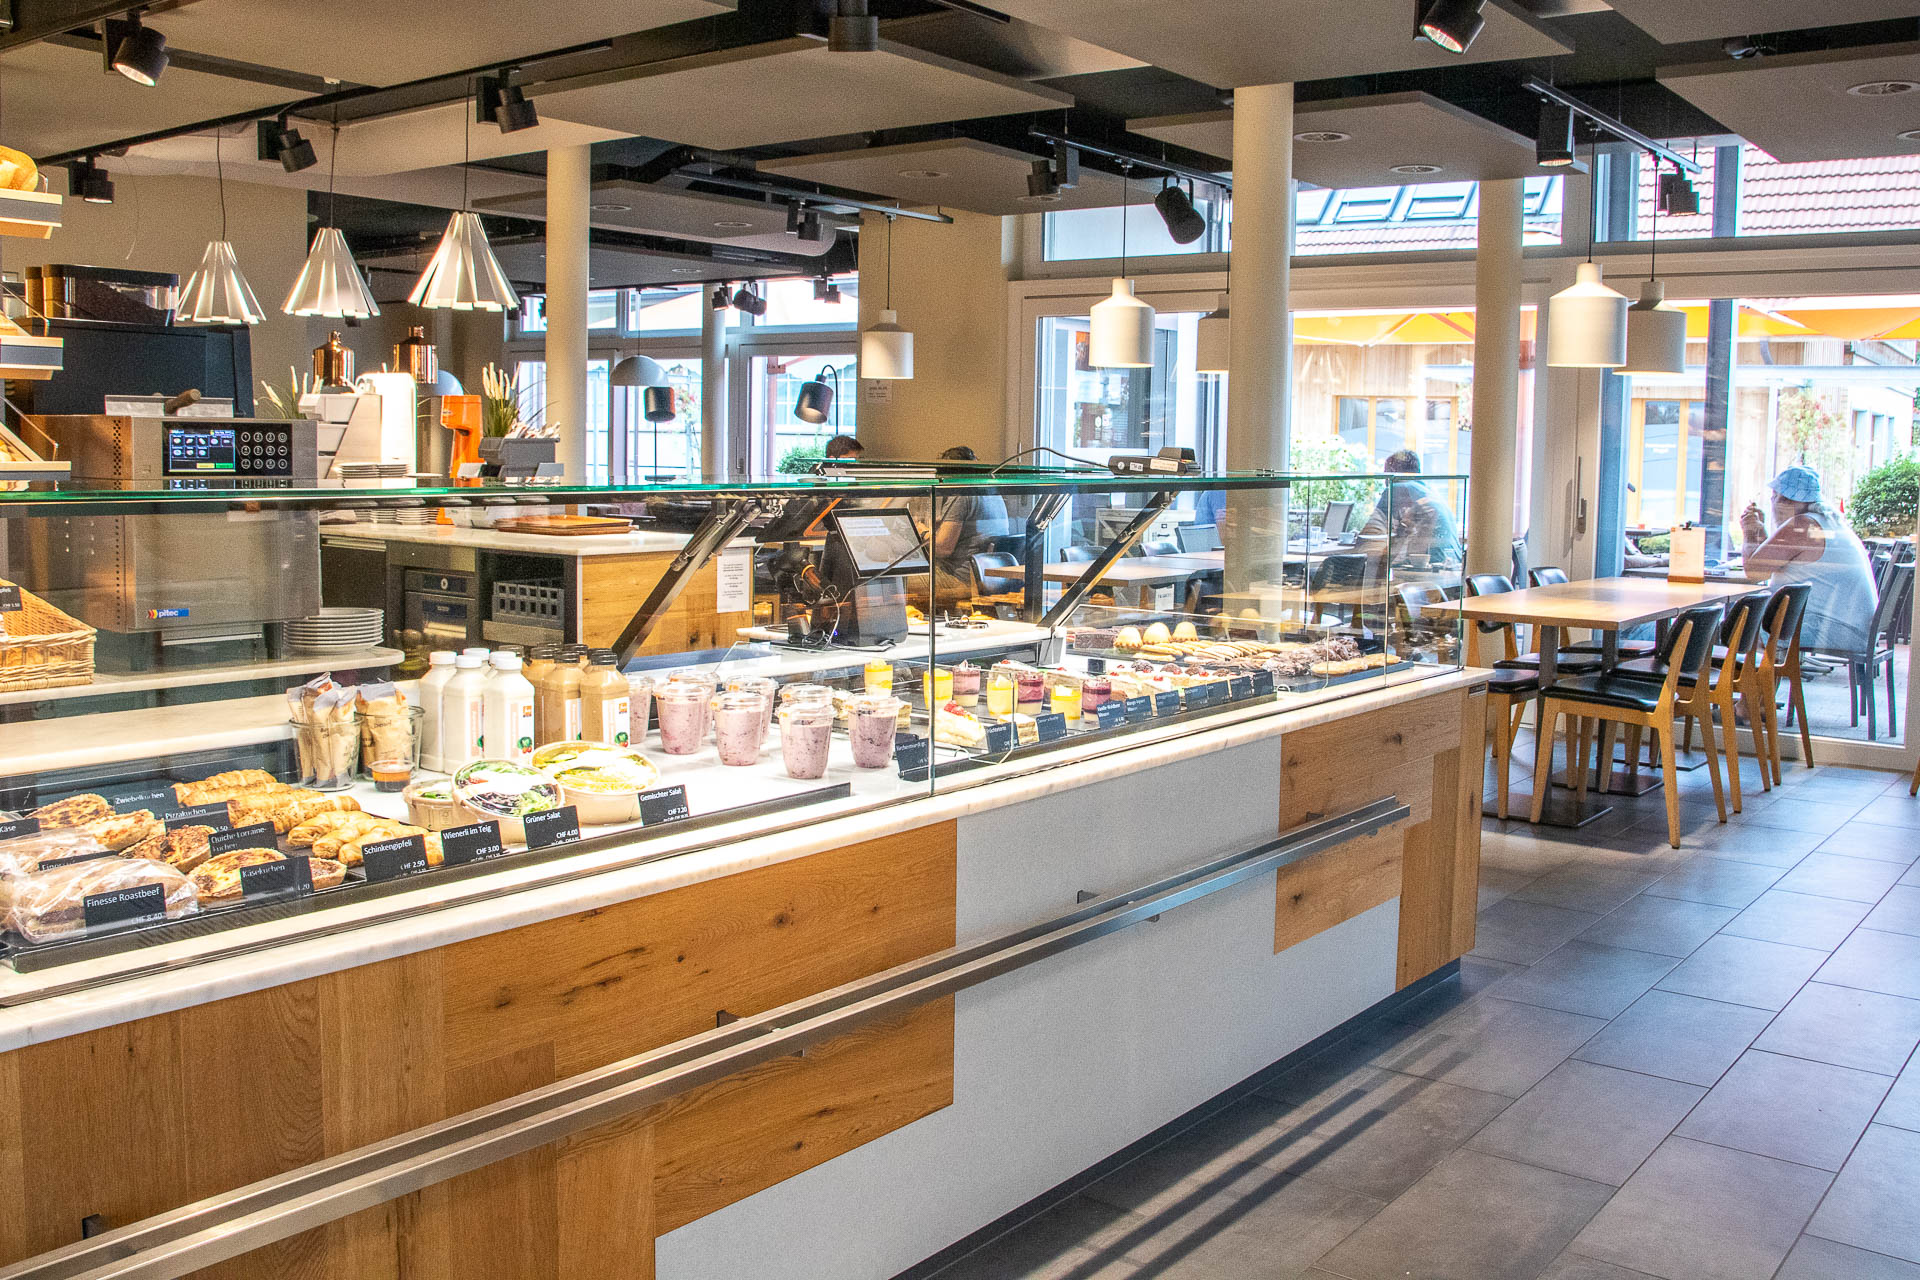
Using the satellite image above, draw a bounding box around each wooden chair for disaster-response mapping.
[1531,604,1724,847]
[1462,592,1538,821]
[1619,593,1766,817]
[1740,583,1814,785]
[1464,574,1602,678]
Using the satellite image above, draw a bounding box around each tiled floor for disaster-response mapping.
[918,736,1920,1280]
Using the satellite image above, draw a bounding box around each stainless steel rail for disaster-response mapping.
[0,798,1408,1280]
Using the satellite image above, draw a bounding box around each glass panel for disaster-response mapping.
[1639,400,1683,529]
[630,287,707,333]
[1031,314,1222,473]
[750,353,857,476]
[617,358,704,482]
[1042,198,1222,261]
[754,275,860,328]
[1372,398,1409,460]
[583,359,611,485]
[587,291,622,331]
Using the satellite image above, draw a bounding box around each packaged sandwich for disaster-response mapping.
[290,682,359,790]
[0,827,116,876]
[5,857,197,944]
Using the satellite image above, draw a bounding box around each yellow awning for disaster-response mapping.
[1775,307,1920,340]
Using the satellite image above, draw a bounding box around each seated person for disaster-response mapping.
[906,446,1013,612]
[1358,450,1463,567]
[1740,465,1877,654]
[824,434,864,460]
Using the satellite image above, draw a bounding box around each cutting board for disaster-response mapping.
[490,514,634,537]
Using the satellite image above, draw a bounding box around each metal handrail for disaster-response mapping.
[0,798,1409,1280]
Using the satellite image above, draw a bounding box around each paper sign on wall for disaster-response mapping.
[864,381,893,405]
[716,549,753,613]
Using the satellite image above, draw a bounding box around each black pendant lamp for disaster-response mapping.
[795,364,841,425]
[643,385,677,423]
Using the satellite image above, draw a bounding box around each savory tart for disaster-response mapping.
[31,793,114,830]
[124,824,216,874]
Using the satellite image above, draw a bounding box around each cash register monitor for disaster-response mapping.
[1321,500,1354,537]
[832,509,930,577]
[821,510,925,644]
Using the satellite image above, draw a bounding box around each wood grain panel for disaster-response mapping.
[0,1050,23,1264]
[446,1045,560,1280]
[579,552,754,654]
[1279,693,1457,828]
[1274,829,1403,952]
[558,1116,655,1280]
[650,998,956,1233]
[1450,691,1487,960]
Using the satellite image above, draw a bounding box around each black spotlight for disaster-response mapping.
[825,283,842,303]
[69,158,115,204]
[1535,103,1576,168]
[732,285,768,316]
[105,13,168,86]
[794,366,839,424]
[828,0,879,51]
[1153,181,1208,245]
[258,118,317,173]
[643,386,677,423]
[478,74,539,134]
[1659,169,1701,216]
[712,284,732,310]
[1417,0,1484,53]
[786,203,824,241]
[1027,159,1060,200]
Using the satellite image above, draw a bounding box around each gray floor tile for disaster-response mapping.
[1807,1123,1920,1264]
[1743,798,1869,836]
[1775,854,1911,904]
[1538,1256,1667,1280]
[1368,996,1609,1098]
[1480,864,1543,910]
[1692,823,1824,868]
[1081,1095,1304,1219]
[1758,982,1920,1075]
[1511,864,1665,915]
[1645,857,1785,909]
[1472,897,1604,965]
[1819,929,1920,1001]
[1570,1136,1832,1280]
[1578,896,1738,957]
[1387,955,1528,1029]
[1655,933,1829,1010]
[1467,1059,1704,1185]
[1489,942,1679,1020]
[1819,821,1920,865]
[1777,1235,1920,1280]
[1878,1069,1920,1132]
[1675,1050,1889,1170]
[1481,832,1581,878]
[1857,795,1920,830]
[1100,1163,1383,1279]
[1316,1149,1613,1280]
[936,1197,1142,1280]
[1574,989,1775,1086]
[1722,891,1871,951]
[1257,1069,1511,1200]
[1863,885,1920,938]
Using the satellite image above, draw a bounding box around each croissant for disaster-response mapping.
[289,810,382,849]
[335,824,429,868]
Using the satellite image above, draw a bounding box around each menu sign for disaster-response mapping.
[638,787,691,827]
[0,816,40,842]
[209,822,277,857]
[82,883,166,931]
[361,835,431,882]
[440,821,507,867]
[165,802,232,830]
[0,584,21,613]
[1125,696,1153,724]
[238,856,311,900]
[984,721,1015,754]
[523,806,581,851]
[1034,712,1068,743]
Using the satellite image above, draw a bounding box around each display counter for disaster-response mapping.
[0,469,1479,1279]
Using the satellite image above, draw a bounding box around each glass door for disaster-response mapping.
[739,349,857,478]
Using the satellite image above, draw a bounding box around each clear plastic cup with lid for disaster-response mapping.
[654,682,712,755]
[777,702,834,780]
[846,693,903,769]
[711,690,768,767]
[726,675,780,742]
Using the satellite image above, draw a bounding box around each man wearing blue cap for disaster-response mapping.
[1740,464,1877,654]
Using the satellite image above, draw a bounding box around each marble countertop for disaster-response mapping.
[0,667,1486,1052]
[323,522,700,557]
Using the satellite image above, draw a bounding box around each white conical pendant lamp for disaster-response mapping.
[178,131,263,325]
[1090,169,1155,368]
[410,85,519,312]
[1618,172,1685,377]
[859,214,914,379]
[284,123,379,319]
[1195,298,1230,374]
[1546,139,1626,368]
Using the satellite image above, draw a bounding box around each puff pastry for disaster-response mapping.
[79,810,161,852]
[171,771,279,804]
[289,810,386,849]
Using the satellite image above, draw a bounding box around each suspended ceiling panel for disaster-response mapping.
[358,239,801,296]
[1,41,292,159]
[1132,93,1540,187]
[1659,43,1920,162]
[1605,0,1920,43]
[289,101,630,177]
[974,0,1566,88]
[881,13,1148,80]
[473,178,841,255]
[757,139,1155,216]
[153,0,735,86]
[533,38,1074,150]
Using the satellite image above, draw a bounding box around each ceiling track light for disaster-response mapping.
[1535,103,1575,168]
[1658,169,1700,216]
[828,0,879,52]
[68,157,114,204]
[731,285,767,316]
[102,12,168,86]
[1026,159,1061,200]
[1153,180,1208,246]
[1416,0,1484,55]
[787,202,823,242]
[712,284,732,310]
[258,117,316,173]
[477,72,540,134]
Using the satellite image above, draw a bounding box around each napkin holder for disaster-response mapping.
[1667,524,1706,584]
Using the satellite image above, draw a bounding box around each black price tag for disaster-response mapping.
[1096,701,1127,730]
[82,882,166,931]
[1125,696,1153,724]
[1034,712,1067,743]
[1085,657,1107,675]
[523,806,581,851]
[40,850,118,871]
[1252,671,1276,698]
[984,720,1015,754]
[0,584,20,613]
[238,856,309,900]
[895,734,932,778]
[165,802,232,831]
[1186,683,1214,709]
[638,786,691,827]
[112,785,180,811]
[1153,690,1182,717]
[361,834,431,882]
[439,820,506,867]
[0,816,41,842]
[1230,676,1255,702]
[208,821,277,857]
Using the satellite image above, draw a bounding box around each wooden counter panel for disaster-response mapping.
[1274,829,1402,953]
[578,552,754,653]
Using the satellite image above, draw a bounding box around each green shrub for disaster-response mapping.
[1638,533,1671,554]
[1849,456,1920,538]
[1287,439,1377,514]
[776,445,826,476]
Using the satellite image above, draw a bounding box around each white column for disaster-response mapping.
[1468,179,1524,579]
[544,144,591,480]
[701,288,728,481]
[1225,83,1293,473]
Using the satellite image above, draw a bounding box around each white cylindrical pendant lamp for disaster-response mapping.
[1089,277,1154,368]
[1620,279,1687,376]
[1546,261,1628,369]
[1195,295,1231,375]
[860,308,914,379]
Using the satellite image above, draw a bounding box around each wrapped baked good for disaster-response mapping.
[124,824,216,874]
[0,828,115,876]
[31,793,114,829]
[356,682,415,772]
[79,809,161,852]
[290,683,359,790]
[6,857,197,943]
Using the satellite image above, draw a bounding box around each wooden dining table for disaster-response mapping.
[1460,577,1760,825]
[979,555,1222,608]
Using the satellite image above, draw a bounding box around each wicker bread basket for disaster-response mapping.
[0,579,94,691]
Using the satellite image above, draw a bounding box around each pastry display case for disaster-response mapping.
[0,467,1463,973]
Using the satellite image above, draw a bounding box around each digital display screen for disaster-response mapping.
[164,427,237,474]
[833,511,930,577]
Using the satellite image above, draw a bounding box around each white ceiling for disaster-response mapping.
[1,41,291,160]
[964,0,1567,88]
[152,0,735,86]
[1132,93,1542,188]
[532,37,1074,150]
[356,236,800,296]
[473,178,843,254]
[1606,0,1920,44]
[288,100,629,178]
[757,139,1156,217]
[1659,43,1920,162]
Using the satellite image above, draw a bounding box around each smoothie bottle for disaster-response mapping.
[712,691,766,767]
[580,650,632,747]
[985,671,1015,719]
[950,662,982,708]
[654,683,712,756]
[777,704,834,780]
[418,650,457,772]
[482,653,538,763]
[847,694,902,769]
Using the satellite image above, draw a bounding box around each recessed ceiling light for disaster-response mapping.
[591,202,632,212]
[1849,80,1919,96]
[669,267,701,274]
[1295,131,1350,143]
[1018,192,1063,204]
[713,219,754,229]
[1900,129,1920,142]
[1389,163,1444,175]
[897,168,947,179]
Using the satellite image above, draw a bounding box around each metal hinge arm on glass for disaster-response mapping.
[612,496,766,664]
[0,798,1408,1280]
[1040,490,1177,629]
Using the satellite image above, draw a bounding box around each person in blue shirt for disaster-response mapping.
[1360,449,1463,566]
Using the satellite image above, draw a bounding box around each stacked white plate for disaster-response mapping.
[392,507,438,525]
[286,607,386,654]
[337,461,409,480]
